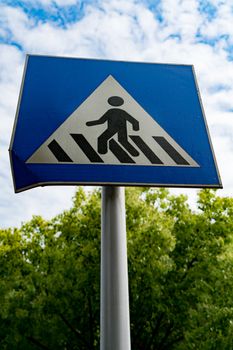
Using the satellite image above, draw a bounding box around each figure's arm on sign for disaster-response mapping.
[86,112,108,127]
[124,111,139,131]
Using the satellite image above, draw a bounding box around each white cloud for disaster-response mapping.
[199,2,233,41]
[159,0,202,41]
[46,0,79,5]
[1,0,233,227]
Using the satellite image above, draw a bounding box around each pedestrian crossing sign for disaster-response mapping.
[9,55,222,192]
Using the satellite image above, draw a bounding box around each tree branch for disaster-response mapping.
[27,336,50,350]
[59,313,92,350]
[162,334,184,349]
[145,312,164,350]
[157,322,174,350]
[88,295,94,348]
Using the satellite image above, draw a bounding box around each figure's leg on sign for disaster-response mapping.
[98,129,116,154]
[118,129,139,157]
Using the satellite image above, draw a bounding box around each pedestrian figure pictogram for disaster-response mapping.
[86,96,140,156]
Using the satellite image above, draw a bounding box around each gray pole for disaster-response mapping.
[101,186,131,350]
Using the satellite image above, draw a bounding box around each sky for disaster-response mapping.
[0,0,233,228]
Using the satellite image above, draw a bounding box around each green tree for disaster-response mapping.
[0,188,233,349]
[128,188,233,349]
[0,188,101,349]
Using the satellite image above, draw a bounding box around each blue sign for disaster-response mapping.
[9,55,222,192]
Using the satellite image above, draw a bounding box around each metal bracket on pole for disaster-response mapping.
[101,186,131,350]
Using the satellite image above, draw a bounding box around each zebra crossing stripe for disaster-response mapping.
[48,140,73,162]
[129,135,163,164]
[70,134,104,163]
[47,135,192,165]
[153,136,190,165]
[109,139,135,164]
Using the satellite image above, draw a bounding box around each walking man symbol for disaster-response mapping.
[86,96,140,156]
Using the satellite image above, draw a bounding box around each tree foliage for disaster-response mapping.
[1,188,233,349]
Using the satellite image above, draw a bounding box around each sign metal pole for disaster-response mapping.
[101,186,131,350]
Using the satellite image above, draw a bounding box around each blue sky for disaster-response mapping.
[1,0,94,28]
[1,0,233,227]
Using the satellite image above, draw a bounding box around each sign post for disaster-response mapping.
[101,186,131,350]
[9,55,222,350]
